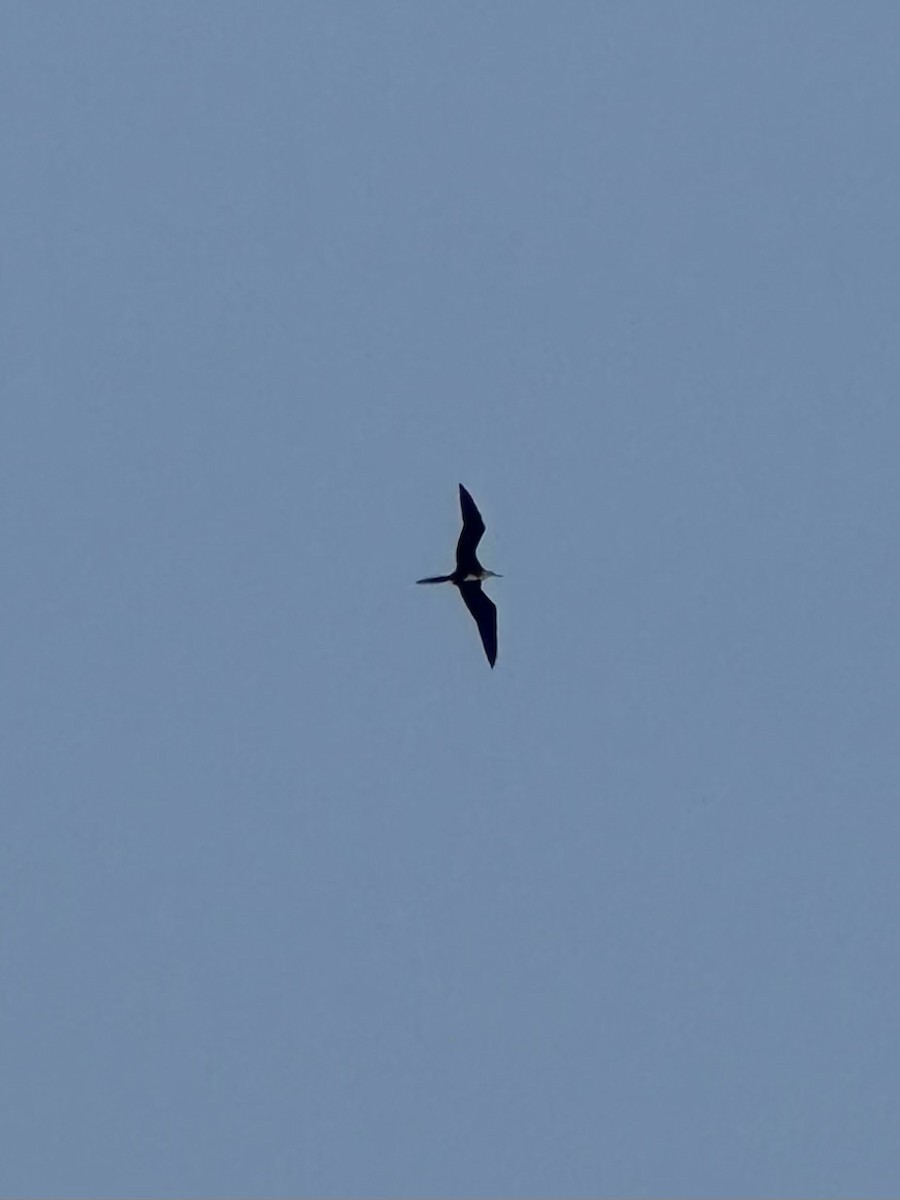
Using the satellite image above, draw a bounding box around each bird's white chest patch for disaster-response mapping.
[462,573,483,582]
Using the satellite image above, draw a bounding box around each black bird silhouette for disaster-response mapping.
[417,484,501,667]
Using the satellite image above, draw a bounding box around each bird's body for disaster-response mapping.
[417,484,501,667]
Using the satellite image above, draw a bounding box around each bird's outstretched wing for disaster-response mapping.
[456,483,486,568]
[459,581,497,668]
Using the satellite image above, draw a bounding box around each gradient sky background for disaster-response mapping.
[4,3,900,1195]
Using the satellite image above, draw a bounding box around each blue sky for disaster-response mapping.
[4,3,900,1195]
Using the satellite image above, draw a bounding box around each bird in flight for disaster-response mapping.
[417,484,501,667]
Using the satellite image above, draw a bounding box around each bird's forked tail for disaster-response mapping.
[416,574,453,584]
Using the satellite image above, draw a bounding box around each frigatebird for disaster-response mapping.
[417,484,501,668]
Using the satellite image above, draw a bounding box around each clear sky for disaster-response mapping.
[4,3,900,1195]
